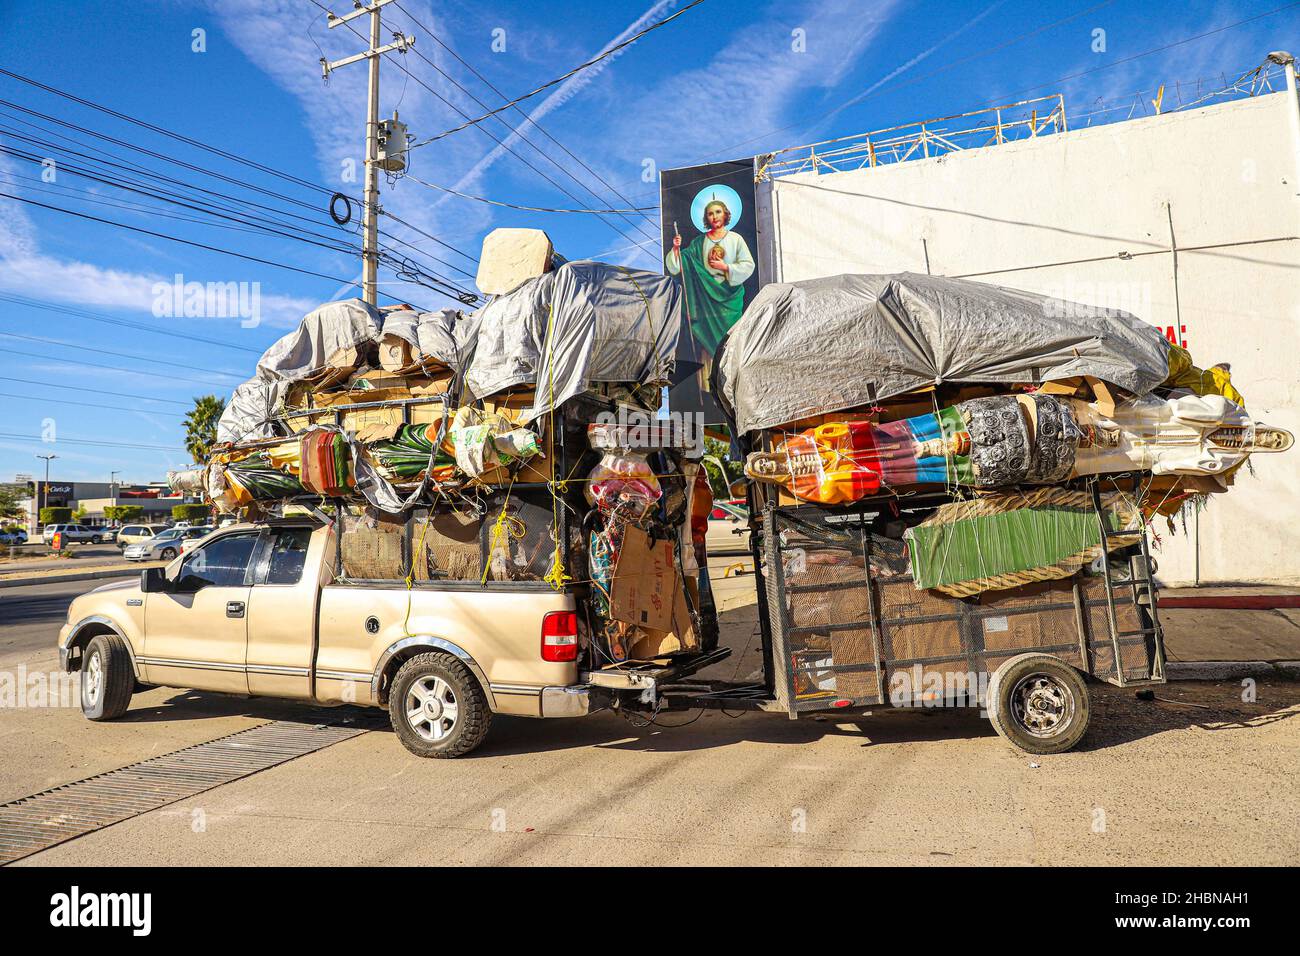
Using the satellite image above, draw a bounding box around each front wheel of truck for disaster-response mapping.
[81,633,134,721]
[389,653,492,758]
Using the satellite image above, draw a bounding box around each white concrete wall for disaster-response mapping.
[763,90,1300,585]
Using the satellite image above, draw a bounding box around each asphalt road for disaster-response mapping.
[1,574,1298,866]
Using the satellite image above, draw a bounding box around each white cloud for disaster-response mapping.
[0,146,320,325]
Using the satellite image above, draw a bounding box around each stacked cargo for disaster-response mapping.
[171,252,713,670]
[717,273,1293,708]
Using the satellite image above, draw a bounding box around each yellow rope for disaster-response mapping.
[481,469,521,586]
[540,302,571,591]
[402,510,433,635]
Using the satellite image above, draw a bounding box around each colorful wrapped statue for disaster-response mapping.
[746,392,1293,505]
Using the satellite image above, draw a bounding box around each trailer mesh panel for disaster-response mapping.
[762,503,1160,715]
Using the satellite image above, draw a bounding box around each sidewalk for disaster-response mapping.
[0,559,162,588]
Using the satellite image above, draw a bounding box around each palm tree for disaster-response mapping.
[184,395,227,463]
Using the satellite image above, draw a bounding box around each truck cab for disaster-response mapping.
[58,518,586,757]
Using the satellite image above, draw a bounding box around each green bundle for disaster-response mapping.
[367,424,456,483]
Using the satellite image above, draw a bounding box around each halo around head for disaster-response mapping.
[690,183,744,232]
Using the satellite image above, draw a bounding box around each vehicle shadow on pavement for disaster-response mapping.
[451,707,999,757]
[120,690,384,728]
[1075,679,1300,752]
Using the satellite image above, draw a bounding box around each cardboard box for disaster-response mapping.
[610,526,676,632]
[612,525,698,658]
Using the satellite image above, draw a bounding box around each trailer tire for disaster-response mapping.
[987,653,1090,755]
[81,633,134,721]
[389,652,492,758]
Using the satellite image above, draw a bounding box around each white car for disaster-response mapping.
[122,527,211,562]
[42,524,105,545]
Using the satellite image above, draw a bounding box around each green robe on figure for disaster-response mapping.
[666,230,755,355]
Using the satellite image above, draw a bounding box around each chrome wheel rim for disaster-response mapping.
[85,651,102,706]
[405,676,458,742]
[1009,673,1074,739]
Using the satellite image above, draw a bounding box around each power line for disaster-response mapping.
[0,70,483,283]
[0,140,364,259]
[411,0,707,145]
[0,331,244,378]
[1,376,192,406]
[0,432,183,452]
[386,43,653,252]
[1,346,247,387]
[0,103,474,283]
[312,0,655,253]
[395,1,659,232]
[0,392,186,419]
[0,188,397,297]
[407,174,653,214]
[0,294,264,355]
[392,5,659,243]
[0,67,356,201]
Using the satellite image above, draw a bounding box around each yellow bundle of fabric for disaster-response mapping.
[1163,342,1245,406]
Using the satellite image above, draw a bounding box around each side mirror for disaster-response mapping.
[140,567,171,594]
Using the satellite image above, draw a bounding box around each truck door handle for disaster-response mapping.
[226,601,245,618]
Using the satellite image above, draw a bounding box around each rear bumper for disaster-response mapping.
[540,684,590,718]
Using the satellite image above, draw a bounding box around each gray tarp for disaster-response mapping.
[218,263,681,443]
[717,273,1171,435]
[463,260,681,421]
[415,309,462,367]
[217,298,382,444]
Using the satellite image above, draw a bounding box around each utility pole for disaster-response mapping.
[110,470,121,525]
[36,453,57,530]
[320,1,413,307]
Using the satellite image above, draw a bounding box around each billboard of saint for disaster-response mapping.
[660,159,760,365]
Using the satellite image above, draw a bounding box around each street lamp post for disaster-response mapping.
[36,453,57,534]
[110,470,121,527]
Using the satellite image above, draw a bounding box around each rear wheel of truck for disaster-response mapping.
[81,633,134,721]
[389,653,492,758]
[987,653,1090,755]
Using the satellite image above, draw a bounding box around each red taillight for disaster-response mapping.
[541,610,579,662]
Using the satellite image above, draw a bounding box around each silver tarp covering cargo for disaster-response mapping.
[464,260,681,420]
[717,273,1171,435]
[216,298,382,443]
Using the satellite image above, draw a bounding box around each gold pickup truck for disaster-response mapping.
[57,518,591,757]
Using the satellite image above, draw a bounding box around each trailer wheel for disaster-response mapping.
[388,653,492,758]
[987,653,1090,755]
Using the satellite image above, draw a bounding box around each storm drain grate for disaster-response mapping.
[0,719,367,864]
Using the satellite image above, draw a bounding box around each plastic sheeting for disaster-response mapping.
[717,273,1171,436]
[217,262,681,443]
[217,298,383,443]
[463,260,681,420]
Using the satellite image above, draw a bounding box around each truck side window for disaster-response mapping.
[176,533,261,589]
[264,528,312,585]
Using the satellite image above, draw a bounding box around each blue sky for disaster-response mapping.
[0,0,1295,483]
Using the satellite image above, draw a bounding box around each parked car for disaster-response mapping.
[99,528,118,544]
[122,527,211,562]
[116,524,169,552]
[0,528,28,545]
[42,524,105,545]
